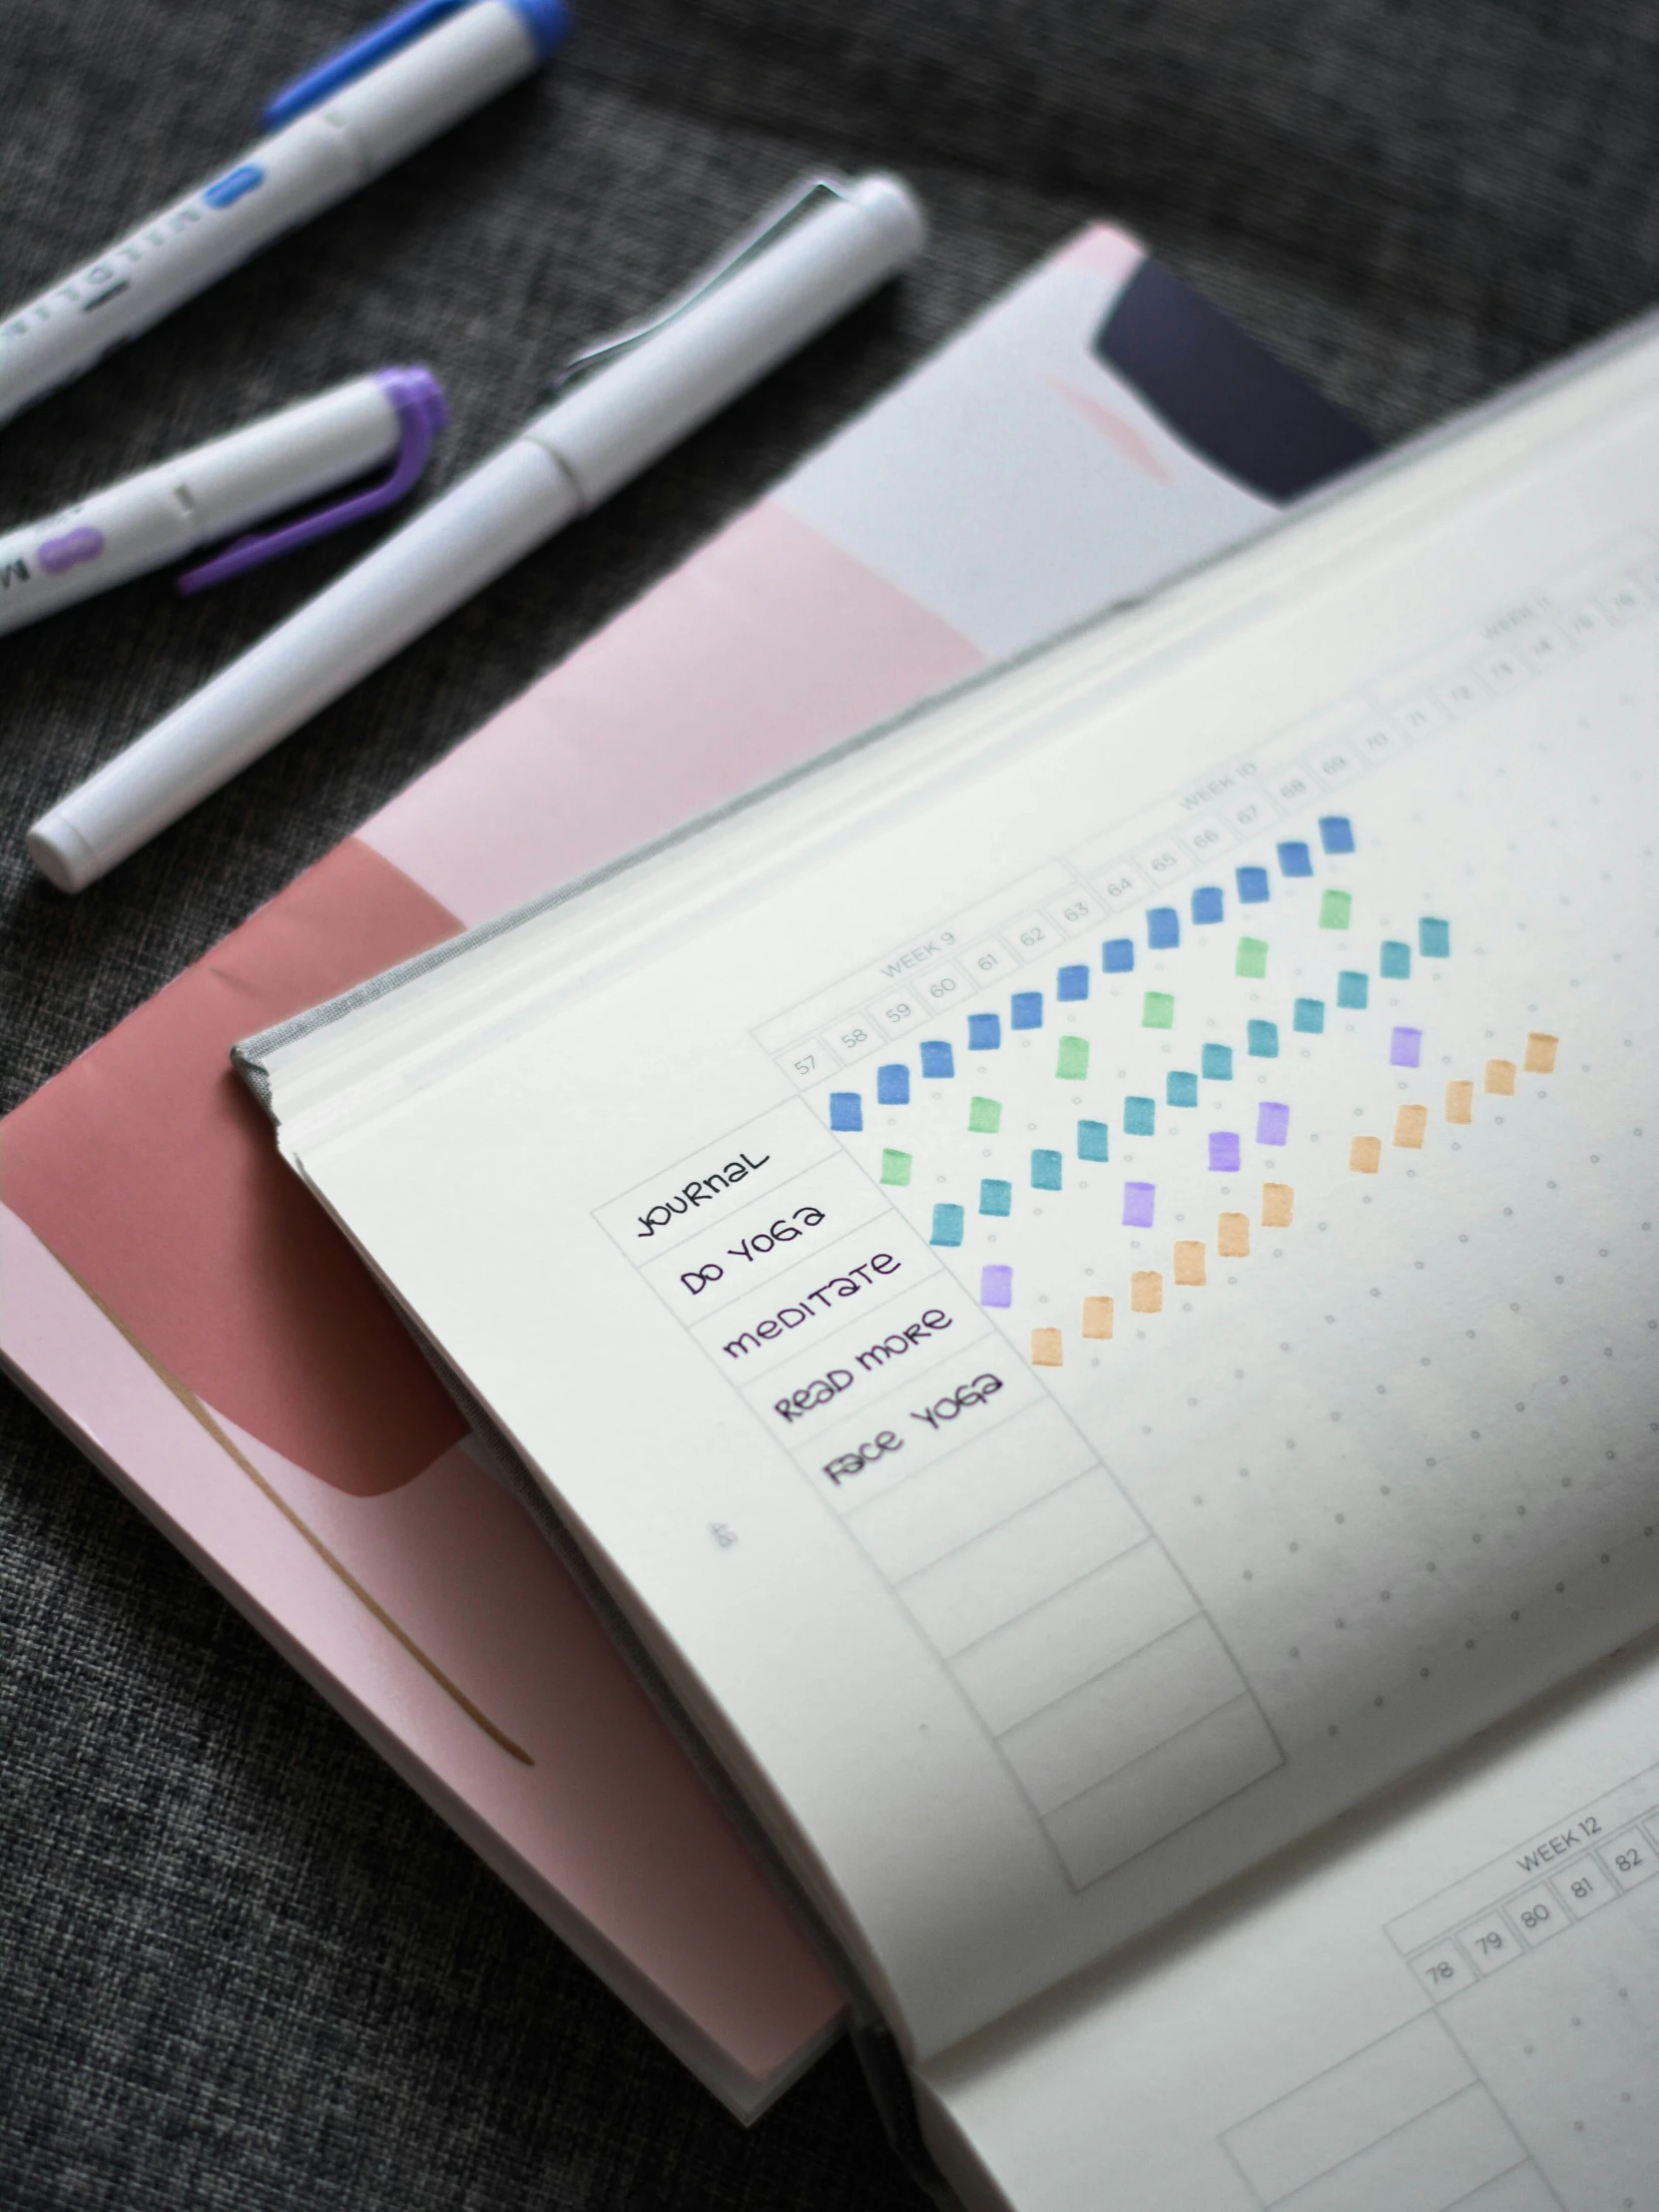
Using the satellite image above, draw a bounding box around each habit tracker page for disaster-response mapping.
[601,529,1659,1901]
[292,331,1659,2059]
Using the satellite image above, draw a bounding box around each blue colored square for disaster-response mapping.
[1237,865,1271,903]
[1293,998,1325,1034]
[1124,1095,1156,1136]
[1010,991,1043,1030]
[1031,1149,1063,1192]
[1319,815,1356,854]
[829,1092,862,1131]
[1337,970,1369,1010]
[979,1178,1012,1217]
[968,1012,1002,1049]
[1191,885,1224,924]
[1202,1042,1234,1080]
[1077,1119,1109,1162]
[1380,940,1410,979]
[1277,840,1314,877]
[1102,937,1135,973]
[930,1203,964,1247]
[1248,1019,1280,1058]
[876,1063,909,1104]
[1419,916,1450,958]
[1057,963,1089,1001]
[919,1040,954,1079]
[1147,906,1180,949]
[1166,1071,1198,1107]
[1209,1132,1241,1172]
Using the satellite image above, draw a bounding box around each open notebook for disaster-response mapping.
[0,226,1375,2117]
[237,313,1659,2207]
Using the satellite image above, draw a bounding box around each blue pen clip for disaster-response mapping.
[264,0,567,129]
[175,366,448,595]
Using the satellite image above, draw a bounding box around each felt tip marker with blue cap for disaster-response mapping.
[0,0,567,429]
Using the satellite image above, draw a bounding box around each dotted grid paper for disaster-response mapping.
[1216,1762,1659,2212]
[598,537,1659,1896]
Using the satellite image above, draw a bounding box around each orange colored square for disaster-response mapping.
[1174,1240,1207,1287]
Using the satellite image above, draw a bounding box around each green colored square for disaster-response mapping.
[1320,888,1353,931]
[1236,936,1268,978]
[879,1148,912,1186]
[967,1095,1001,1134]
[1055,1034,1090,1081]
[1142,990,1175,1029]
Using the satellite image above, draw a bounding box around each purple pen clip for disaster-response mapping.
[175,366,448,595]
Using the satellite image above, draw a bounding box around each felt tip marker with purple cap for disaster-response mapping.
[0,368,447,638]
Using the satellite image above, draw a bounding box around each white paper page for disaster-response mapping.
[279,336,1659,2063]
[918,1639,1659,2212]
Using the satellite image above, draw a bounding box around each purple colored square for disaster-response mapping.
[1209,1132,1241,1172]
[979,1264,1013,1308]
[1390,1025,1422,1067]
[1123,1181,1156,1228]
[1257,1101,1290,1146]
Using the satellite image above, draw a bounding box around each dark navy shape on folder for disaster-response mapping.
[1093,259,1377,503]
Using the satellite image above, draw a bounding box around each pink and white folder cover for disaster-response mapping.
[0,226,1371,2116]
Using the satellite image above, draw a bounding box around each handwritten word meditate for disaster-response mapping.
[721,1254,900,1359]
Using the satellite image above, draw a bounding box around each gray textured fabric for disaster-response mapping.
[1,1,1654,2205]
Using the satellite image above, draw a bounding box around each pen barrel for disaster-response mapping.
[0,0,543,426]
[531,175,928,509]
[28,440,577,891]
[0,476,192,636]
[0,116,359,426]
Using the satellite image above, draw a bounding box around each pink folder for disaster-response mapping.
[0,225,1368,2115]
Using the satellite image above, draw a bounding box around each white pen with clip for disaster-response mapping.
[0,0,566,428]
[0,367,446,633]
[28,172,927,893]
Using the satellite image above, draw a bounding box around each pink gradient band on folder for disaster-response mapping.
[361,498,983,925]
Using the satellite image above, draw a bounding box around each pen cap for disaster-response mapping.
[326,0,557,177]
[534,173,927,509]
[181,373,426,541]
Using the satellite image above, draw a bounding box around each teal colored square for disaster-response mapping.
[1248,1020,1280,1058]
[1077,1119,1109,1162]
[1166,1071,1198,1107]
[1381,939,1410,979]
[1337,970,1368,1010]
[1031,1149,1062,1191]
[1419,916,1450,958]
[1202,1042,1233,1080]
[930,1203,964,1247]
[979,1179,1011,1216]
[1124,1095,1156,1136]
[1294,997,1325,1034]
